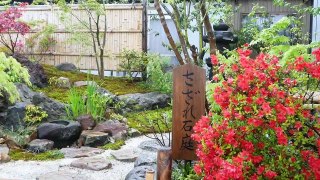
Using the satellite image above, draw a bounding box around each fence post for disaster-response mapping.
[157,147,172,180]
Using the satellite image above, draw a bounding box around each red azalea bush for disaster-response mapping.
[192,48,320,179]
[0,3,30,54]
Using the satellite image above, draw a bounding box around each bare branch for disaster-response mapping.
[154,0,185,65]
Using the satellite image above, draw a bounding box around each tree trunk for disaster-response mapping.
[154,0,185,65]
[170,4,191,63]
[99,49,104,79]
[200,0,216,55]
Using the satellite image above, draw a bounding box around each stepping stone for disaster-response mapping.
[70,157,112,171]
[60,146,104,158]
[37,171,88,180]
[111,149,139,162]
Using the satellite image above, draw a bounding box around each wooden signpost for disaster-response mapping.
[172,63,206,160]
[155,63,205,180]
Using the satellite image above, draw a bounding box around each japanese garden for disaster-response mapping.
[0,0,320,179]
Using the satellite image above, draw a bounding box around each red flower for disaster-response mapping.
[294,121,302,130]
[257,166,265,175]
[211,54,219,65]
[265,170,277,179]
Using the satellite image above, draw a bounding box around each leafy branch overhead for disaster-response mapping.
[154,0,225,66]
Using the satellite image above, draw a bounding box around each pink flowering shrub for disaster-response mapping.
[0,4,30,54]
[192,47,320,179]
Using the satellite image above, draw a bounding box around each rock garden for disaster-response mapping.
[0,55,172,179]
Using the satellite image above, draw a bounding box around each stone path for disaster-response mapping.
[0,135,165,180]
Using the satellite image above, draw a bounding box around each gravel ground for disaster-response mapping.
[0,135,152,180]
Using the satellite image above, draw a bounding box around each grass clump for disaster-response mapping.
[37,64,150,103]
[9,149,64,161]
[101,140,125,150]
[126,107,172,134]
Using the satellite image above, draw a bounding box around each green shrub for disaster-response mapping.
[0,126,35,147]
[65,87,86,119]
[66,83,112,121]
[144,55,172,94]
[0,52,31,103]
[24,105,48,125]
[118,49,149,80]
[172,162,201,180]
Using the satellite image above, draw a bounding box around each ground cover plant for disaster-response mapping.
[192,46,320,179]
[101,140,125,150]
[9,149,64,161]
[37,64,150,103]
[126,107,172,134]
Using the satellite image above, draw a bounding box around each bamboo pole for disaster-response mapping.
[145,170,155,180]
[157,147,172,180]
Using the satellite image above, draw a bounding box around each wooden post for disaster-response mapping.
[172,64,206,160]
[145,170,155,180]
[157,147,172,180]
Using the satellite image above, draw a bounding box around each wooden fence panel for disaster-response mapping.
[0,4,144,71]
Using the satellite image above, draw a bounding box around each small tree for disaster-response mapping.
[153,0,234,66]
[0,4,30,55]
[59,0,108,78]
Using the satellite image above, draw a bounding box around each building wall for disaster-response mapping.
[313,0,320,42]
[147,0,313,64]
[231,0,311,35]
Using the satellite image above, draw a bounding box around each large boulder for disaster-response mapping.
[12,54,48,88]
[56,77,71,89]
[32,93,67,122]
[15,83,35,103]
[134,153,157,167]
[76,114,96,130]
[37,120,81,148]
[138,139,170,152]
[27,139,54,153]
[96,86,119,102]
[125,166,155,180]
[0,91,9,112]
[78,130,111,147]
[93,120,128,141]
[56,63,77,72]
[1,102,29,130]
[118,92,170,113]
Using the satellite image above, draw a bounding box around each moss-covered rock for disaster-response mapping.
[126,107,172,134]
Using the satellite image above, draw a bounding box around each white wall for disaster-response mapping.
[147,3,201,65]
[313,0,320,42]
